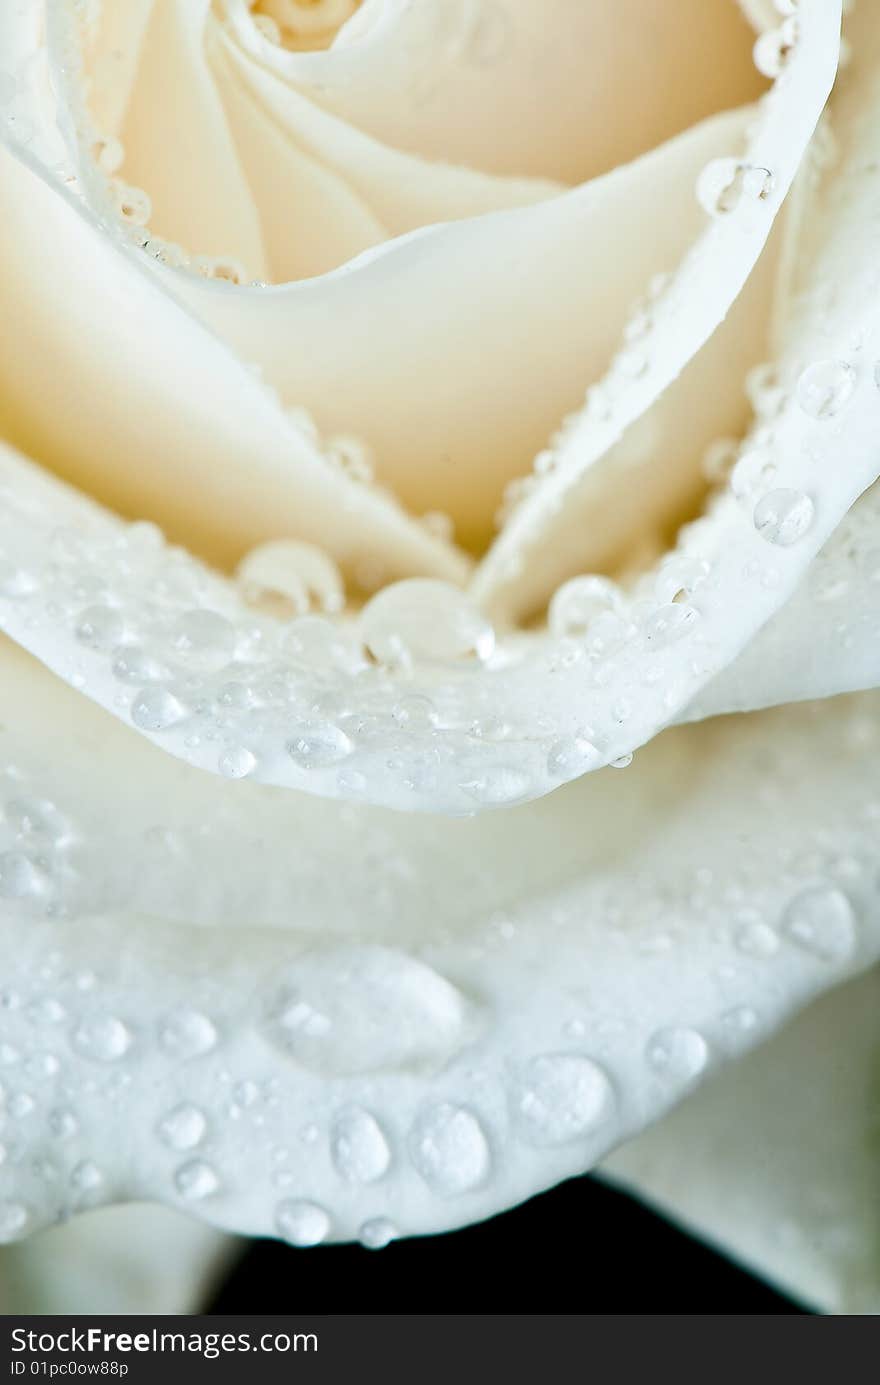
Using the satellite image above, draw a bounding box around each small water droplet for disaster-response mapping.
[218,745,257,780]
[159,1008,218,1059]
[697,159,773,216]
[158,1103,207,1151]
[645,1027,709,1085]
[286,722,353,770]
[753,489,814,546]
[174,1159,220,1201]
[781,885,856,962]
[546,736,601,778]
[0,562,38,599]
[512,1054,614,1147]
[796,360,858,420]
[131,686,187,732]
[169,610,236,673]
[331,1106,391,1184]
[358,1217,398,1250]
[360,580,494,666]
[275,1199,331,1246]
[642,603,700,649]
[549,576,621,639]
[460,766,531,805]
[75,605,125,651]
[48,1108,78,1139]
[409,1104,490,1197]
[0,852,48,900]
[735,919,780,958]
[70,1161,103,1194]
[0,1201,28,1241]
[71,1014,132,1063]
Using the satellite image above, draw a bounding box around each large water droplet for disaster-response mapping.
[511,1054,614,1148]
[71,1014,132,1063]
[169,610,236,673]
[265,946,471,1078]
[796,360,858,420]
[174,1159,220,1201]
[360,580,494,666]
[131,686,187,732]
[159,1008,218,1059]
[275,1199,330,1247]
[753,489,814,546]
[331,1106,391,1184]
[238,540,344,617]
[781,885,856,963]
[358,1217,398,1250]
[286,722,353,771]
[645,1027,709,1086]
[409,1103,490,1197]
[158,1103,207,1151]
[697,159,773,216]
[549,576,621,639]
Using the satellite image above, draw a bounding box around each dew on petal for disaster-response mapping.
[548,576,621,639]
[781,885,856,963]
[645,1027,709,1086]
[696,159,773,217]
[360,580,495,666]
[753,489,814,546]
[330,1106,391,1185]
[158,1103,207,1152]
[174,1159,220,1201]
[511,1054,614,1148]
[71,1014,132,1063]
[796,360,858,420]
[275,1199,330,1247]
[409,1104,490,1197]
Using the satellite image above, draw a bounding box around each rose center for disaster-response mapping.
[250,0,362,51]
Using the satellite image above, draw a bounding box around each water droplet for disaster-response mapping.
[460,766,531,805]
[360,580,494,666]
[131,686,187,732]
[75,605,125,651]
[697,159,773,216]
[722,1005,759,1034]
[159,1008,218,1059]
[753,489,814,546]
[0,562,38,599]
[547,736,601,778]
[753,24,795,78]
[409,1104,490,1197]
[286,722,353,770]
[159,1103,207,1151]
[781,885,856,962]
[265,946,470,1078]
[0,1201,28,1241]
[5,797,67,844]
[174,1159,220,1201]
[642,603,699,649]
[331,1106,391,1184]
[653,557,711,605]
[645,1027,709,1085]
[735,919,780,958]
[70,1161,103,1194]
[218,745,257,780]
[72,1014,132,1063]
[511,1054,614,1147]
[238,540,344,617]
[48,1108,78,1140]
[796,360,858,420]
[275,1199,330,1246]
[0,852,48,900]
[549,576,621,638]
[358,1217,398,1250]
[169,610,236,673]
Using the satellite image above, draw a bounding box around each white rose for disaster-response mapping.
[0,0,878,1315]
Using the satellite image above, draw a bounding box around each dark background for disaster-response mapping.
[207,1174,807,1314]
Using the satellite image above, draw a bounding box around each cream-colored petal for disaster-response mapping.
[0,141,467,587]
[115,0,271,277]
[229,0,766,185]
[604,966,880,1316]
[0,1206,235,1314]
[473,0,840,619]
[1,638,879,1243]
[156,106,757,553]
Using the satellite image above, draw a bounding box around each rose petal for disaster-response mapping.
[604,965,880,1315]
[0,1205,234,1313]
[1,638,879,1242]
[0,141,467,586]
[225,0,766,186]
